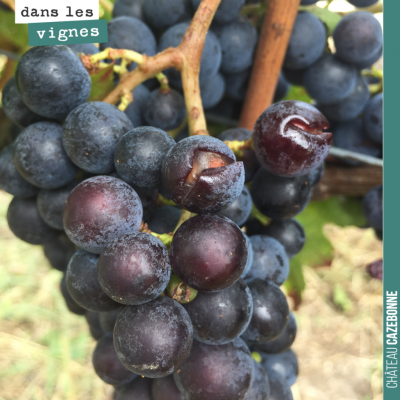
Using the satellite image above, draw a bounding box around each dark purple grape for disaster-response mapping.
[63,102,133,174]
[245,236,289,286]
[212,17,258,74]
[162,136,245,213]
[124,84,150,127]
[201,73,226,110]
[363,93,383,144]
[366,259,383,280]
[333,11,382,66]
[85,311,105,340]
[284,12,326,71]
[143,0,188,31]
[244,360,271,400]
[2,77,47,128]
[283,68,305,86]
[253,101,332,177]
[362,185,382,230]
[348,0,379,6]
[114,296,193,378]
[115,127,175,188]
[333,119,381,165]
[147,206,181,234]
[15,46,91,119]
[113,0,144,20]
[100,17,156,63]
[224,69,251,102]
[98,232,171,305]
[242,279,289,343]
[37,180,79,230]
[0,144,39,199]
[44,234,76,272]
[93,333,137,385]
[173,338,253,400]
[152,375,185,400]
[374,228,382,241]
[308,162,324,187]
[13,122,79,189]
[63,176,143,254]
[218,185,252,226]
[66,249,120,312]
[262,219,306,258]
[100,308,122,333]
[68,44,99,55]
[353,44,382,70]
[183,279,253,345]
[260,349,298,387]
[255,312,297,354]
[132,185,157,222]
[251,169,311,220]
[192,0,245,25]
[242,233,254,278]
[267,371,293,400]
[115,377,153,400]
[218,127,260,182]
[143,89,187,132]
[60,274,86,315]
[300,0,318,4]
[171,214,248,291]
[274,73,290,103]
[7,197,58,245]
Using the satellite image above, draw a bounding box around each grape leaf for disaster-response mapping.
[299,6,341,36]
[88,63,115,102]
[0,9,29,53]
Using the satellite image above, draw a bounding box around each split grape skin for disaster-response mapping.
[13,122,79,189]
[114,127,176,189]
[218,127,260,183]
[66,249,120,312]
[260,349,299,387]
[362,185,382,230]
[2,77,47,128]
[253,101,332,177]
[242,279,289,343]
[173,338,253,400]
[262,219,306,259]
[43,234,76,272]
[15,46,91,119]
[162,135,245,214]
[85,311,105,340]
[251,169,311,220]
[245,235,290,286]
[7,197,59,245]
[63,102,134,174]
[114,296,193,378]
[93,333,137,386]
[217,185,252,227]
[243,360,271,400]
[37,180,79,230]
[60,274,86,316]
[63,176,143,254]
[152,375,185,400]
[98,232,171,305]
[183,279,253,345]
[115,377,153,400]
[0,145,39,199]
[333,11,383,67]
[100,308,122,333]
[143,89,187,132]
[170,214,248,291]
[255,312,297,354]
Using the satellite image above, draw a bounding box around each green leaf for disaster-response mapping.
[284,196,367,299]
[88,63,115,102]
[0,9,29,53]
[299,6,342,36]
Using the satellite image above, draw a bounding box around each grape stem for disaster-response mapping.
[224,138,254,158]
[90,0,223,136]
[140,222,174,248]
[156,193,177,207]
[173,210,193,233]
[250,204,270,226]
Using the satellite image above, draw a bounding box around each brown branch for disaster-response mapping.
[1,0,15,12]
[239,0,301,130]
[312,165,383,200]
[101,0,222,136]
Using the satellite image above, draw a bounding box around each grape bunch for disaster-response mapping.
[0,0,383,399]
